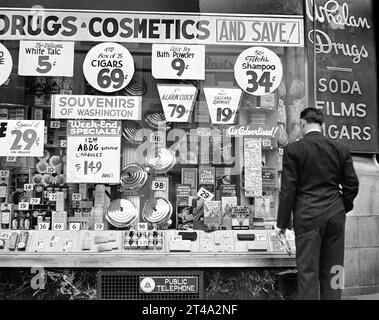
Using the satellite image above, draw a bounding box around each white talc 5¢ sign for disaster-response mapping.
[0,43,12,86]
[83,42,134,93]
[234,46,283,96]
[18,41,74,76]
[0,120,44,157]
[152,44,205,80]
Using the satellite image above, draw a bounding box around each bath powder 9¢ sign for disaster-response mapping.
[83,42,135,93]
[234,46,283,96]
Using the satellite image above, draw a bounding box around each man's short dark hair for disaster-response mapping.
[300,107,324,125]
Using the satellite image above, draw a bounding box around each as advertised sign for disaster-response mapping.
[0,43,12,86]
[234,46,283,96]
[66,120,121,183]
[0,120,44,156]
[83,42,134,93]
[226,125,278,137]
[157,84,198,122]
[204,88,242,124]
[140,276,198,294]
[0,9,304,47]
[18,41,74,76]
[152,44,205,80]
[51,94,142,120]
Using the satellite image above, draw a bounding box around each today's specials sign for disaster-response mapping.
[306,0,378,153]
[66,120,121,183]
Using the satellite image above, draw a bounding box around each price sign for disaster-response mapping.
[46,166,56,174]
[257,233,267,241]
[137,223,148,231]
[69,222,81,231]
[157,84,198,122]
[6,156,17,162]
[94,223,104,231]
[50,121,61,129]
[0,43,12,86]
[152,44,205,80]
[24,183,34,191]
[18,41,74,76]
[0,120,44,157]
[204,88,242,124]
[138,238,149,247]
[83,42,134,93]
[234,47,283,96]
[197,187,214,201]
[150,132,165,145]
[72,193,82,201]
[0,232,11,240]
[60,140,67,147]
[38,222,50,231]
[0,170,9,178]
[53,222,65,231]
[18,202,29,211]
[152,180,167,191]
[49,193,58,201]
[30,198,41,205]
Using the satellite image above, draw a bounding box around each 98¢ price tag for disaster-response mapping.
[197,187,214,201]
[137,223,148,231]
[152,180,167,191]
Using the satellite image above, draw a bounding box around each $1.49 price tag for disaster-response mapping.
[197,187,214,201]
[83,42,134,93]
[234,47,283,96]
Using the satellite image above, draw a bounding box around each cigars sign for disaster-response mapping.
[306,0,378,152]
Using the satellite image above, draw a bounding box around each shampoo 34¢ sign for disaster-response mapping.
[0,120,44,156]
[83,42,134,93]
[234,46,283,96]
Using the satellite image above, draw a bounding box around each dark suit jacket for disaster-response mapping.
[277,131,359,234]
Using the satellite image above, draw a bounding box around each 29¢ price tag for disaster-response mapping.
[38,222,50,231]
[197,187,214,201]
[234,47,283,96]
[30,198,41,205]
[152,180,167,191]
[94,223,104,231]
[69,222,81,231]
[53,222,65,231]
[0,170,10,178]
[24,183,34,191]
[83,42,135,93]
[72,193,82,201]
[18,202,29,211]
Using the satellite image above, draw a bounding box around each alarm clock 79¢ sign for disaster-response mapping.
[234,47,283,96]
[83,42,135,93]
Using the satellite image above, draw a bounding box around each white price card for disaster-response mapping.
[197,187,214,201]
[152,44,205,80]
[0,232,11,240]
[38,222,50,231]
[50,121,61,129]
[137,223,148,231]
[6,156,17,162]
[69,222,81,231]
[157,84,198,122]
[72,193,82,201]
[24,183,34,191]
[152,180,167,191]
[204,88,242,124]
[30,198,41,205]
[60,140,67,148]
[18,202,29,211]
[0,120,44,157]
[0,170,9,178]
[0,43,12,86]
[53,223,65,231]
[49,193,58,201]
[18,41,74,76]
[94,223,104,231]
[46,166,56,174]
[138,238,149,247]
[149,132,165,145]
[83,42,134,93]
[257,233,267,241]
[234,47,283,96]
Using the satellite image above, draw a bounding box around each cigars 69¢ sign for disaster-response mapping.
[83,42,135,93]
[234,47,283,96]
[0,43,12,86]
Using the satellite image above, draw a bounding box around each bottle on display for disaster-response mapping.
[19,213,25,229]
[24,213,31,230]
[11,212,18,230]
[1,204,10,229]
[0,178,8,203]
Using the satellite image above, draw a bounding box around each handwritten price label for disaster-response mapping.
[69,222,81,230]
[18,202,29,211]
[0,232,11,240]
[137,238,149,247]
[72,193,82,201]
[30,198,41,205]
[24,183,34,191]
[60,140,67,147]
[38,222,50,231]
[94,223,104,231]
[6,156,17,162]
[137,223,148,232]
[50,121,61,129]
[49,193,58,201]
[0,170,10,178]
[197,187,214,201]
[53,222,65,231]
[152,180,167,191]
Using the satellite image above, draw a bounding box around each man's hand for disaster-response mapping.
[275,226,291,256]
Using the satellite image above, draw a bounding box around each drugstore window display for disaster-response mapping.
[0,13,305,259]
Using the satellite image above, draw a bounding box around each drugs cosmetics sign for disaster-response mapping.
[66,120,121,183]
[0,120,44,157]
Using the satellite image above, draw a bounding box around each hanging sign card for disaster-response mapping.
[0,43,12,86]
[66,120,121,183]
[157,84,198,122]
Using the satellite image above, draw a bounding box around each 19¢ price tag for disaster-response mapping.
[234,47,283,96]
[72,193,82,201]
[53,222,65,231]
[18,202,29,211]
[83,42,134,93]
[24,183,34,191]
[38,222,50,231]
[30,198,41,205]
[197,187,214,201]
[94,223,104,231]
[0,170,10,178]
[69,222,81,231]
[152,180,167,191]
